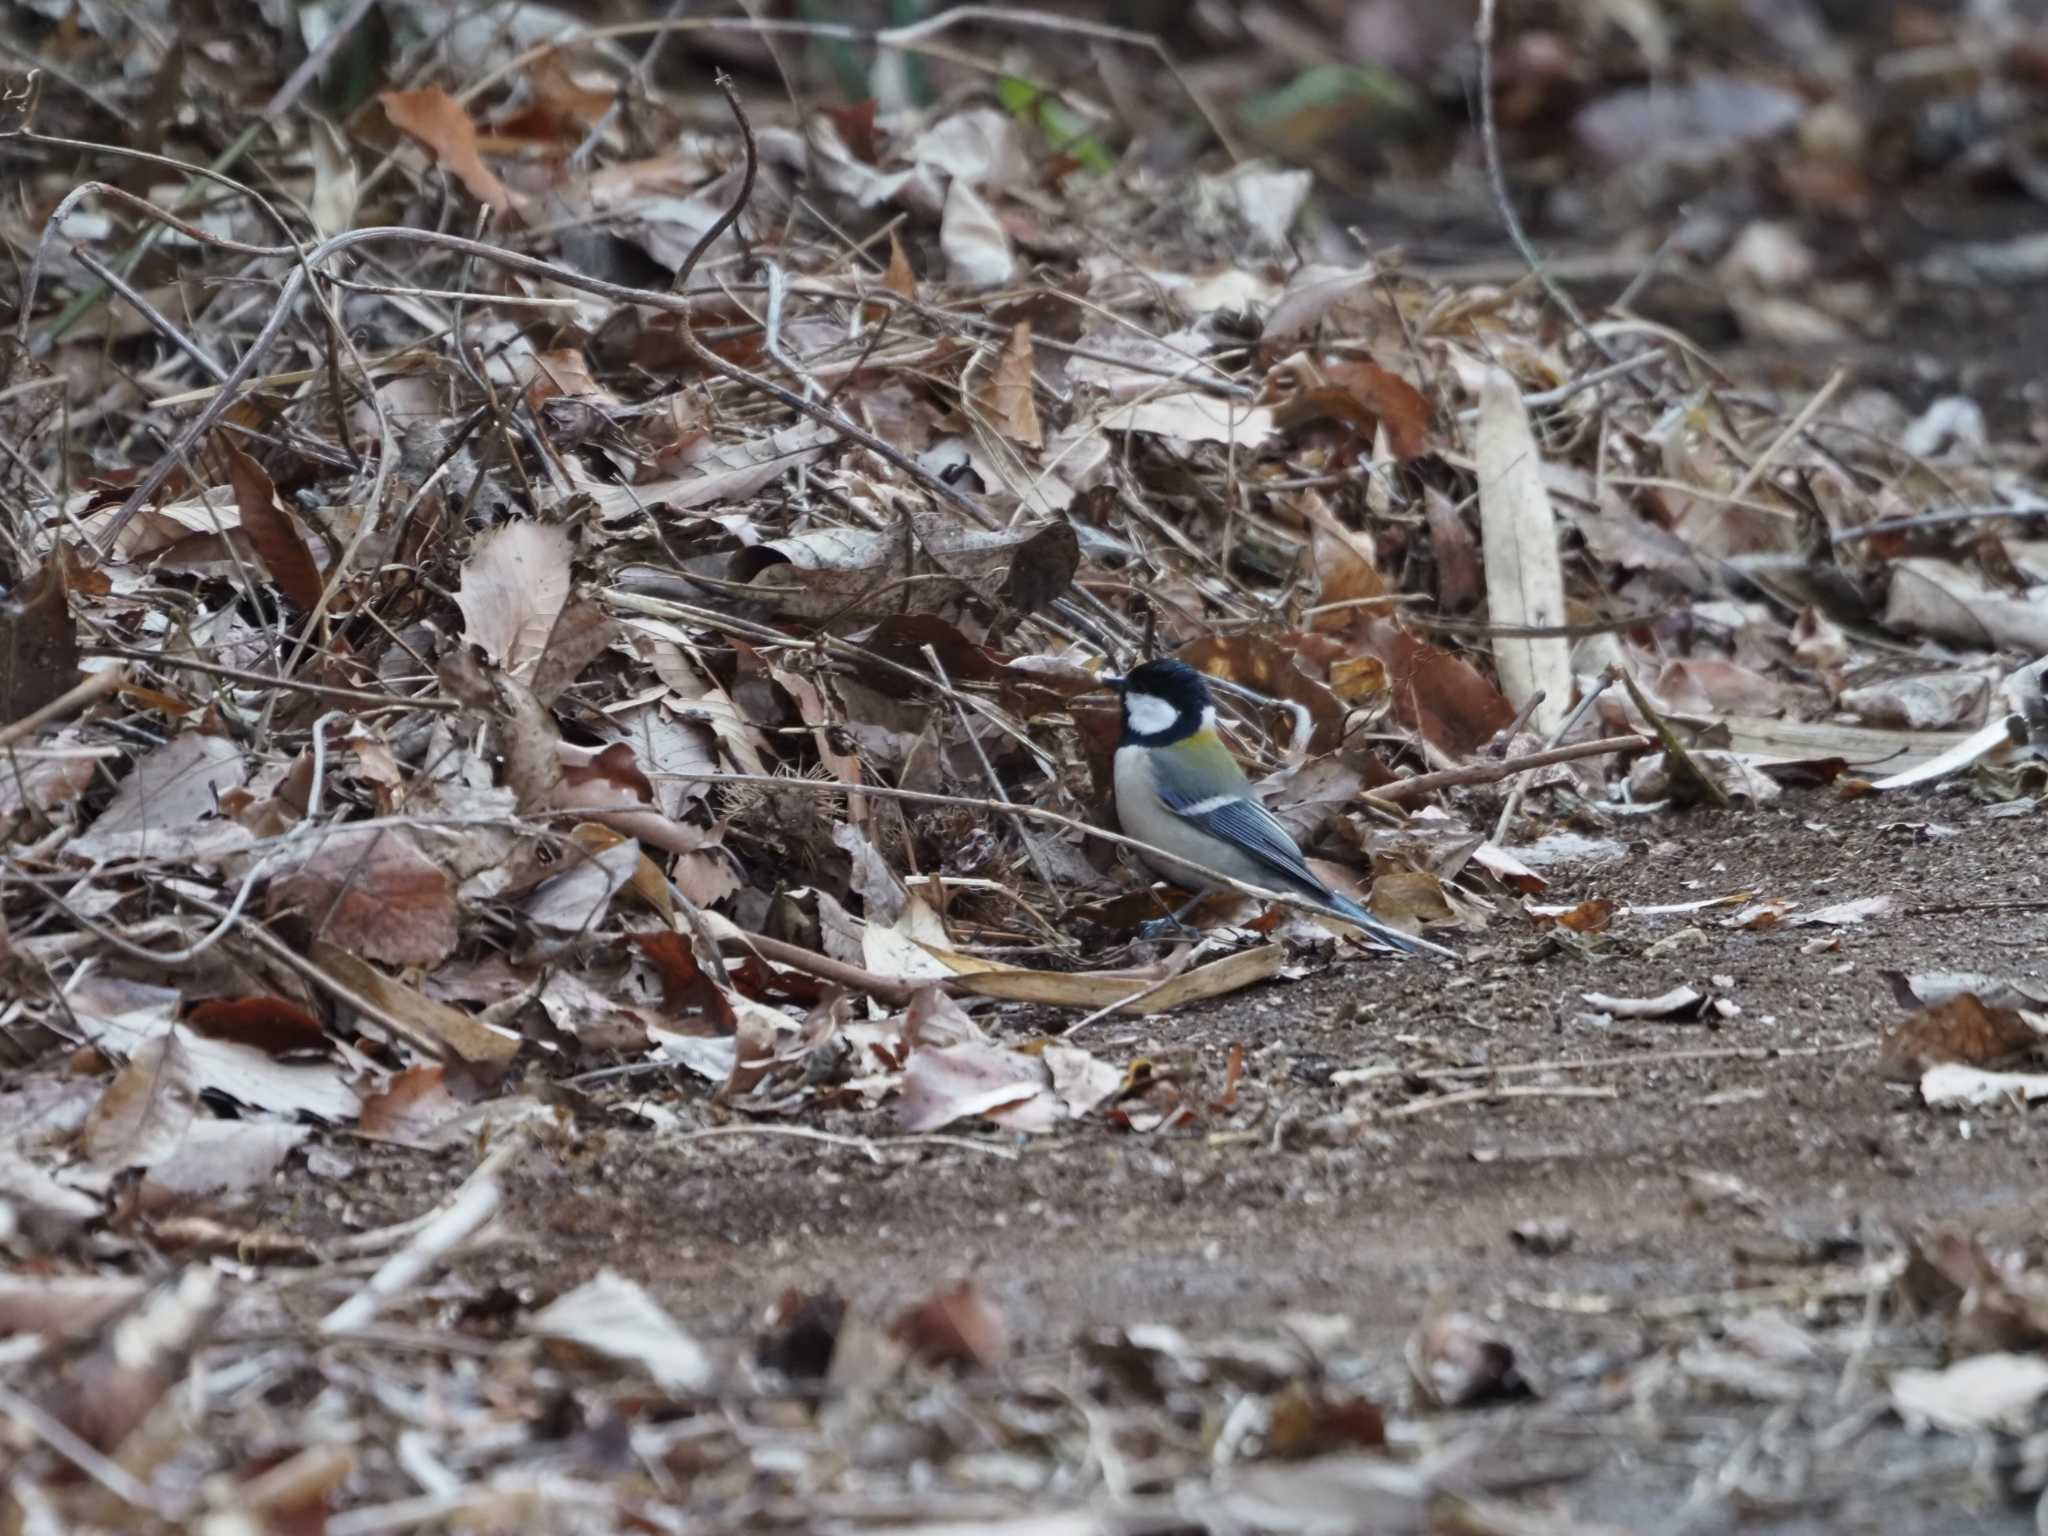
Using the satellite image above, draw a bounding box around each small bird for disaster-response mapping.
[1109,658,1450,957]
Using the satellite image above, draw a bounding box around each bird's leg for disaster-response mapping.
[1137,889,1207,941]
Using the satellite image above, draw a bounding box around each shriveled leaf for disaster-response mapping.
[897,1040,1055,1133]
[529,1268,716,1395]
[222,438,324,613]
[939,178,1016,287]
[1475,369,1571,736]
[969,321,1042,447]
[380,86,516,213]
[72,731,248,861]
[79,1030,201,1176]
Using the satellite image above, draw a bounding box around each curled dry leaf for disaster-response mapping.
[221,438,324,613]
[528,1268,717,1396]
[970,321,1042,448]
[889,1277,1009,1372]
[1406,1295,1534,1410]
[379,86,517,213]
[940,178,1015,287]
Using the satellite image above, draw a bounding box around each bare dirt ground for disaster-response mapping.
[292,788,2048,1532]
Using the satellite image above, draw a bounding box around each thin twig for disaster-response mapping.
[1377,1083,1619,1120]
[1491,666,1619,842]
[319,1138,524,1334]
[0,1381,172,1520]
[1726,363,1851,508]
[1474,0,1621,371]
[1376,733,1651,804]
[0,664,127,748]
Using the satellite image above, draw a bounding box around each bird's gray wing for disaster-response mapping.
[1150,760,1325,895]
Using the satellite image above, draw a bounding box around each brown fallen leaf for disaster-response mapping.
[221,437,325,613]
[380,87,517,213]
[314,943,521,1064]
[890,1278,1008,1371]
[268,827,460,969]
[970,320,1042,448]
[1878,994,2044,1082]
[358,1065,463,1144]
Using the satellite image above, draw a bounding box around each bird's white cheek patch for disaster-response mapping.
[1124,691,1177,735]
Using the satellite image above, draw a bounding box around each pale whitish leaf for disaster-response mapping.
[1919,1064,2048,1109]
[1794,894,1893,927]
[1580,986,1706,1019]
[940,178,1015,288]
[1475,370,1571,737]
[1042,1044,1123,1118]
[897,1041,1057,1134]
[455,521,574,681]
[631,630,773,779]
[861,892,958,982]
[1841,669,1994,731]
[1095,394,1279,448]
[0,1144,101,1236]
[144,1120,309,1198]
[1205,161,1312,250]
[307,116,358,240]
[1892,1354,2048,1434]
[528,1269,716,1395]
[1884,557,2048,654]
[523,836,642,933]
[80,1031,200,1177]
[910,107,1026,189]
[72,732,248,861]
[65,978,359,1120]
[572,422,834,517]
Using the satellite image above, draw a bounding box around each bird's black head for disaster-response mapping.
[1115,658,1213,745]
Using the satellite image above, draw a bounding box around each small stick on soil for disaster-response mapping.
[1376,733,1651,804]
[664,1122,1019,1162]
[1492,666,1620,842]
[1378,1084,1619,1120]
[320,1138,525,1333]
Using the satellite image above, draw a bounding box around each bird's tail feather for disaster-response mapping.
[1321,890,1459,960]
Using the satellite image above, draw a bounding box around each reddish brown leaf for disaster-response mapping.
[819,99,881,163]
[184,996,328,1056]
[267,828,459,968]
[380,87,516,213]
[359,1066,461,1143]
[628,931,737,1031]
[889,1279,1008,1371]
[222,438,325,613]
[970,321,1042,448]
[1270,359,1432,459]
[1365,620,1515,757]
[1879,995,2043,1082]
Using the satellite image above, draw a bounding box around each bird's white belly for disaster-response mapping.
[1112,745,1272,893]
